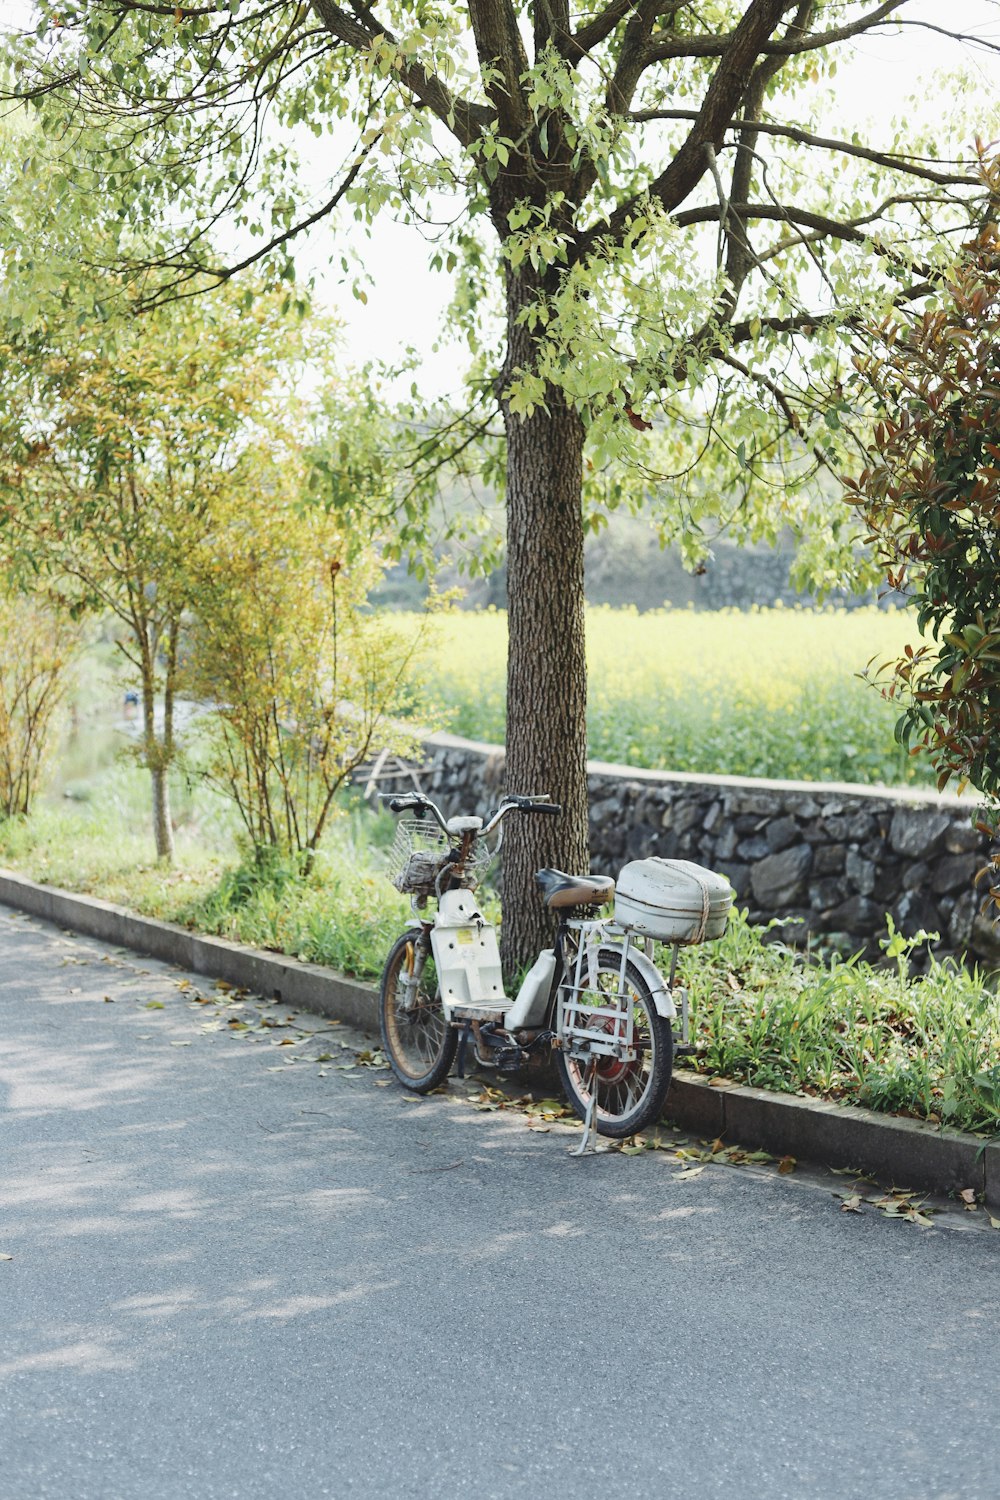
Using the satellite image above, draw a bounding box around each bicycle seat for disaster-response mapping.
[535,868,615,910]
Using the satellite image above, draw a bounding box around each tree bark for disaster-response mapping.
[500,291,589,971]
[150,762,175,864]
[139,625,175,864]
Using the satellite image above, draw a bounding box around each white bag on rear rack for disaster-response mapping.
[614,858,732,944]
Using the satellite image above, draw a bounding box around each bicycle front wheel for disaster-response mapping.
[555,949,673,1138]
[379,930,457,1093]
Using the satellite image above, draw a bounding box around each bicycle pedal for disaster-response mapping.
[494,1046,527,1073]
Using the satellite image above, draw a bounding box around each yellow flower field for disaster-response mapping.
[415,605,929,786]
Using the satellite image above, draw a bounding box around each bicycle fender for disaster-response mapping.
[624,948,677,1019]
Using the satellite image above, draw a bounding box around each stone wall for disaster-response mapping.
[410,732,1000,969]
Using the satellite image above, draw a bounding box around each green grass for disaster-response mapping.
[676,911,1000,1135]
[416,604,929,786]
[0,758,410,980]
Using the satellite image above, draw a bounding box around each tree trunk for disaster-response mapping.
[500,376,590,972]
[150,761,175,864]
[139,628,175,864]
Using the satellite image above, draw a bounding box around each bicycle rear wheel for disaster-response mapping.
[555,949,673,1138]
[379,930,457,1092]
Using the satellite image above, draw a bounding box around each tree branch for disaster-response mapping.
[575,0,790,255]
[627,109,978,188]
[309,0,491,147]
[467,0,530,138]
[644,1,905,62]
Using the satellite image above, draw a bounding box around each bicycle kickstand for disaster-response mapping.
[569,1060,600,1157]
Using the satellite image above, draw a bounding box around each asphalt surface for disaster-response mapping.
[2,903,1000,1500]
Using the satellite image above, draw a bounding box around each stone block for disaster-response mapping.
[673,801,708,837]
[930,854,978,897]
[737,836,770,862]
[902,859,932,893]
[714,827,739,861]
[948,891,977,950]
[889,808,952,858]
[814,843,846,876]
[845,810,877,840]
[945,820,986,855]
[625,822,663,859]
[766,815,800,853]
[970,911,1000,967]
[714,861,750,896]
[810,877,845,910]
[845,848,876,896]
[891,891,944,939]
[734,813,764,834]
[750,844,813,908]
[824,894,882,932]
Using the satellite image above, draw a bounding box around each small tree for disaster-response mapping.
[187,477,433,869]
[0,589,78,819]
[0,287,308,860]
[845,188,1000,803]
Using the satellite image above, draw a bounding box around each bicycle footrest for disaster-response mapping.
[673,1043,698,1057]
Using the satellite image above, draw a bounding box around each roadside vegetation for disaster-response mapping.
[1,744,997,1136]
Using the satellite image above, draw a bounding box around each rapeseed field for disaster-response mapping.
[416,604,929,787]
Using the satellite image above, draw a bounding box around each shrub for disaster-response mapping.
[0,592,77,818]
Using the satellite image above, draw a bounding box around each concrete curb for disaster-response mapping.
[0,868,378,1034]
[2,867,997,1206]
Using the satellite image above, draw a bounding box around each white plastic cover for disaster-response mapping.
[614,858,732,944]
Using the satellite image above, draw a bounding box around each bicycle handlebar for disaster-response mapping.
[503,796,561,816]
[381,790,560,834]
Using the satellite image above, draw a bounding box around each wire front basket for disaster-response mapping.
[388,818,450,896]
[387,817,496,897]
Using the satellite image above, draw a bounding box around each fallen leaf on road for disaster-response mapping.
[778,1156,796,1175]
[959,1188,978,1210]
[144,1001,164,1010]
[169,1040,192,1048]
[840,1194,863,1213]
[989,1216,1000,1231]
[675,1165,705,1181]
[0,1253,13,1260]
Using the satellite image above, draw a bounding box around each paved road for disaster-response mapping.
[2,903,999,1500]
